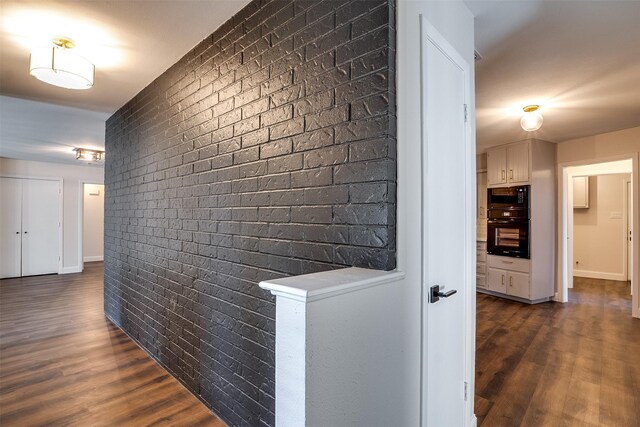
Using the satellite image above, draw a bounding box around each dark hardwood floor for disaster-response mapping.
[475,277,640,427]
[0,262,224,426]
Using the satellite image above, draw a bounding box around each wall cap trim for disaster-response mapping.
[259,267,405,302]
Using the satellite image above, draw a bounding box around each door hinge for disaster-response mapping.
[464,381,469,401]
[464,104,468,123]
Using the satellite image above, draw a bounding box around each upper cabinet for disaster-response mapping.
[573,176,590,208]
[486,141,530,187]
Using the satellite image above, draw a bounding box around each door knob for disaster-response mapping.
[430,285,458,303]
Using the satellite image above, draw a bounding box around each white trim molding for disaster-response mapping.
[574,270,626,282]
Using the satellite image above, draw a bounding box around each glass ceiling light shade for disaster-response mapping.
[74,148,104,162]
[520,105,543,132]
[29,38,94,90]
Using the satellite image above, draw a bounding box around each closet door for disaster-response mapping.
[21,179,60,276]
[0,178,22,278]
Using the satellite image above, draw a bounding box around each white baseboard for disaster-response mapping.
[83,256,104,262]
[60,266,82,274]
[470,414,478,427]
[574,269,626,281]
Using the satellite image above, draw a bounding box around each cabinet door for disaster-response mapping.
[486,148,507,186]
[487,267,507,293]
[21,179,60,276]
[573,176,589,208]
[477,171,487,218]
[507,143,530,184]
[0,178,22,279]
[507,271,530,299]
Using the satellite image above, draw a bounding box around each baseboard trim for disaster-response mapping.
[471,414,478,427]
[574,269,626,281]
[60,266,82,274]
[83,256,104,262]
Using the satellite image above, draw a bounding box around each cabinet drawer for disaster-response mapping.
[476,261,486,275]
[476,250,486,262]
[476,274,486,289]
[487,255,530,273]
[476,241,487,250]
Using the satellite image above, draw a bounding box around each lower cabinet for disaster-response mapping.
[476,241,487,289]
[487,268,530,299]
[484,255,533,301]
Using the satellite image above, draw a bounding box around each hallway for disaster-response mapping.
[0,263,223,426]
[475,277,640,426]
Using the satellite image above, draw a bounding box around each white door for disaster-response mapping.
[21,179,60,276]
[422,20,471,426]
[0,177,23,278]
[628,180,633,286]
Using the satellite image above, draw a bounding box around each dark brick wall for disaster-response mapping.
[103,0,396,425]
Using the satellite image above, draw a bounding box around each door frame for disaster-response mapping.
[556,153,638,318]
[419,16,476,426]
[78,180,105,272]
[0,174,63,275]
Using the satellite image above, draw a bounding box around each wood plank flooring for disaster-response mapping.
[0,262,224,427]
[476,277,640,427]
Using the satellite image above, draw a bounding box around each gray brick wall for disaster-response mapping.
[104,0,396,425]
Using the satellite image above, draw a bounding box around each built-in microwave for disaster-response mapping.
[487,185,529,218]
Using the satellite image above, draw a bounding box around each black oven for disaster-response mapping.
[487,219,530,258]
[487,185,531,258]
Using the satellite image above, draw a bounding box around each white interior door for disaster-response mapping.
[628,180,633,287]
[422,20,471,426]
[21,179,60,276]
[0,177,23,278]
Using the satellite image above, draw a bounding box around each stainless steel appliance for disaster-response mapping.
[487,185,530,258]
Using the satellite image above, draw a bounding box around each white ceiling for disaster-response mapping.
[467,0,640,152]
[0,0,250,165]
[1,0,639,164]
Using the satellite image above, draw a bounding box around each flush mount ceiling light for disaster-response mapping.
[74,148,104,162]
[30,37,95,89]
[520,105,543,132]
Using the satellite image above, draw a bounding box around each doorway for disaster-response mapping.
[80,183,104,271]
[558,155,639,318]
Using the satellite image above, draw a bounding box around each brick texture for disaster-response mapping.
[103,0,396,425]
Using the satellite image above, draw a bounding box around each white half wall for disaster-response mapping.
[83,183,105,262]
[0,157,104,272]
[574,174,630,281]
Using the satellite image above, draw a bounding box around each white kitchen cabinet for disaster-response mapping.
[0,177,60,279]
[477,171,487,219]
[573,176,590,208]
[487,266,530,299]
[486,147,507,186]
[486,141,530,187]
[507,270,530,299]
[487,267,506,293]
[507,143,530,184]
[476,241,487,289]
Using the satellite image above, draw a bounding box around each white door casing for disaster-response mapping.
[421,17,474,426]
[0,177,23,278]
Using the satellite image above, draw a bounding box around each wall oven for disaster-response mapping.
[487,219,530,258]
[487,185,530,258]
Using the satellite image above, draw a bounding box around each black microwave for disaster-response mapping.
[487,185,529,218]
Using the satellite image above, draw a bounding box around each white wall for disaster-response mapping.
[397,1,475,424]
[574,174,630,280]
[83,183,104,262]
[0,157,104,272]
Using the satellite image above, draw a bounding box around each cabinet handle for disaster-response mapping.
[16,231,20,234]
[509,277,513,287]
[501,170,505,181]
[510,169,514,179]
[501,274,505,286]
